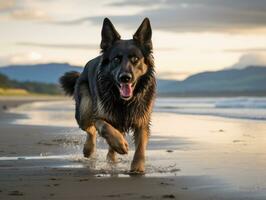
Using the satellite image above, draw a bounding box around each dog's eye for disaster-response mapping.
[113,56,121,64]
[131,56,139,64]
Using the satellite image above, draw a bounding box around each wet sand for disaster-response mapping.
[0,96,266,199]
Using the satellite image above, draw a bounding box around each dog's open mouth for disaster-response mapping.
[119,83,134,100]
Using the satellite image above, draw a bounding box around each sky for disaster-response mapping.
[1,0,266,80]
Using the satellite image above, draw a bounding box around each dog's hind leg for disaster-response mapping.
[95,120,128,155]
[83,126,97,158]
[130,126,149,173]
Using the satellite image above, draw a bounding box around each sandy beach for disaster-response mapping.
[0,96,266,199]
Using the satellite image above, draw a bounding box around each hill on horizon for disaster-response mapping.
[158,66,266,96]
[0,63,83,83]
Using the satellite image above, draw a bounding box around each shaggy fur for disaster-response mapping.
[59,71,80,96]
[60,18,156,173]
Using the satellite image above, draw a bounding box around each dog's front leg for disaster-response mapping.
[131,126,149,173]
[83,126,97,158]
[95,120,128,154]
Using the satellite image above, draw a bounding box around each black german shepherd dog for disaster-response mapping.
[60,18,156,173]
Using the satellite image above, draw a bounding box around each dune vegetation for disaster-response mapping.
[0,73,62,96]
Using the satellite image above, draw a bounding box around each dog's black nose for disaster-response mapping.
[119,73,132,83]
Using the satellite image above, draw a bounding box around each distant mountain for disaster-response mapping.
[156,79,179,93]
[0,63,83,83]
[159,66,266,96]
[1,63,266,96]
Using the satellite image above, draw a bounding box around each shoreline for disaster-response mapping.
[0,96,266,199]
[0,95,68,123]
[0,95,67,112]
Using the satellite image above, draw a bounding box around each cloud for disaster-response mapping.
[16,42,177,52]
[230,53,266,69]
[0,55,10,66]
[5,0,266,33]
[10,9,50,21]
[55,0,266,33]
[224,48,266,53]
[0,0,16,11]
[3,0,266,33]
[10,51,43,64]
[157,71,191,80]
[0,52,43,66]
[17,42,99,50]
[52,16,91,25]
[107,0,163,7]
[0,0,51,21]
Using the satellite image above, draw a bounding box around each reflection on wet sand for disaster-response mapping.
[1,99,266,199]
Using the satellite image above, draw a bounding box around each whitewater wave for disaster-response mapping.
[215,97,266,108]
[155,97,266,121]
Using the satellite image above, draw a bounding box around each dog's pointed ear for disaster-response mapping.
[133,18,152,52]
[100,18,121,51]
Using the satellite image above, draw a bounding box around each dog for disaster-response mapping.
[60,18,156,173]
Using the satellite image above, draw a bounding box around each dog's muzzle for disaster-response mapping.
[118,73,134,100]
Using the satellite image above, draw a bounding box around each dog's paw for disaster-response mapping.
[83,146,95,158]
[106,149,117,163]
[130,159,145,174]
[83,141,95,158]
[106,130,128,155]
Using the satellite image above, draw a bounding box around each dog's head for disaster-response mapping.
[100,18,153,101]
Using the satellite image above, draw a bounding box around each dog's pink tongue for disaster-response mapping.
[120,83,133,98]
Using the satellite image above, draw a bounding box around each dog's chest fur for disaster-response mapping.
[95,67,155,132]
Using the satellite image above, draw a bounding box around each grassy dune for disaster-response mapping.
[0,73,62,95]
[0,88,29,96]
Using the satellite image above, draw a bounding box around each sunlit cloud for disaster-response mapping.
[17,42,99,50]
[10,9,50,21]
[224,48,266,53]
[0,52,44,66]
[16,42,178,52]
[8,52,43,64]
[157,71,191,80]
[107,0,163,7]
[0,0,51,21]
[0,0,16,11]
[230,53,266,69]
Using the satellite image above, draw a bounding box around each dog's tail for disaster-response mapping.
[59,71,80,96]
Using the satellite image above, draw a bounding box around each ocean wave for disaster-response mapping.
[154,97,266,120]
[215,97,266,108]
